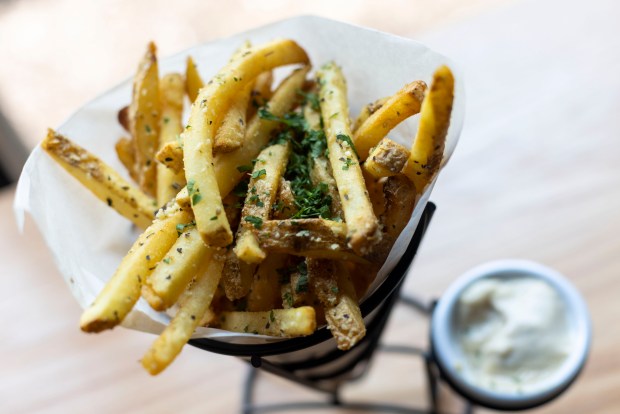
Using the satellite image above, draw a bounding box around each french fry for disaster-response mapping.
[213,83,252,153]
[221,251,256,301]
[41,130,156,229]
[246,254,287,311]
[234,142,291,264]
[155,140,184,174]
[310,157,343,220]
[362,168,386,218]
[141,250,225,375]
[142,227,214,311]
[157,73,186,205]
[183,39,309,247]
[129,42,161,197]
[367,174,417,264]
[177,69,309,302]
[214,66,310,198]
[185,56,203,103]
[273,178,297,219]
[317,62,380,255]
[157,68,306,181]
[248,71,273,117]
[80,204,192,332]
[305,98,343,219]
[351,97,389,133]
[402,66,454,193]
[363,137,410,178]
[320,261,365,350]
[382,174,417,241]
[115,137,139,182]
[216,307,316,337]
[254,219,367,263]
[353,81,426,161]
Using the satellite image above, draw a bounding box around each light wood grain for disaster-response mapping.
[2,0,620,413]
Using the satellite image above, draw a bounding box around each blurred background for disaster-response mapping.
[1,0,619,413]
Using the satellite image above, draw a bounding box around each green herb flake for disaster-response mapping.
[244,216,263,229]
[192,193,202,205]
[296,89,321,111]
[237,164,253,173]
[251,169,266,179]
[163,257,171,264]
[342,158,355,170]
[283,292,293,307]
[336,133,359,158]
[269,310,275,322]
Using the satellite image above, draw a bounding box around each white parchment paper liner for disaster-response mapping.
[14,16,464,344]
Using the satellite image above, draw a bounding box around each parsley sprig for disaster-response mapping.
[258,107,332,219]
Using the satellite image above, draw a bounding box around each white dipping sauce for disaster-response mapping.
[455,277,575,394]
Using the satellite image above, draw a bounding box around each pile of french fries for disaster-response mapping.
[41,38,453,375]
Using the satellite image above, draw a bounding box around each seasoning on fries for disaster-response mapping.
[41,38,453,374]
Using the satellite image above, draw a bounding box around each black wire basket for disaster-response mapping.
[188,202,437,412]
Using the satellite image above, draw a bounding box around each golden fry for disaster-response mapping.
[273,178,297,219]
[157,73,186,205]
[248,71,273,118]
[214,66,309,198]
[234,142,291,264]
[362,137,410,178]
[402,66,454,193]
[115,137,139,182]
[254,219,367,263]
[155,140,184,174]
[42,130,155,229]
[221,251,256,301]
[142,227,213,311]
[185,56,203,103]
[129,42,161,197]
[353,80,426,160]
[352,97,389,133]
[246,254,287,311]
[317,62,380,255]
[184,39,309,247]
[142,250,225,375]
[80,205,192,332]
[216,307,316,337]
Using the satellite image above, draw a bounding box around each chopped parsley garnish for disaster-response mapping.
[342,158,355,170]
[296,89,321,111]
[187,179,202,205]
[295,261,309,293]
[251,169,266,179]
[244,216,263,229]
[237,164,253,173]
[336,133,359,158]
[258,108,333,219]
[176,221,196,236]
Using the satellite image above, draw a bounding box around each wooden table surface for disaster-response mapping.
[2,0,619,413]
